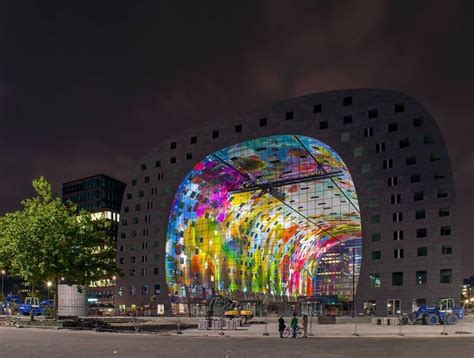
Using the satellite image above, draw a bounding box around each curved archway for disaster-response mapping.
[166,134,361,302]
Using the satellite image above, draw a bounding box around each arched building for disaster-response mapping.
[116,89,459,316]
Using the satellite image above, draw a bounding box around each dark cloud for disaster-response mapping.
[1,0,473,275]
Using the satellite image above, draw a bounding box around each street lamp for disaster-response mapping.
[47,281,52,301]
[1,270,5,301]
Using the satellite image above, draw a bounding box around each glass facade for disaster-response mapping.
[165,135,361,303]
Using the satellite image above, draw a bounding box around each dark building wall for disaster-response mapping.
[116,89,458,316]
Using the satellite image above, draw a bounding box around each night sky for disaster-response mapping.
[1,1,473,276]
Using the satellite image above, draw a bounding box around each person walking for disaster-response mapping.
[302,314,308,338]
[290,313,298,338]
[278,316,285,338]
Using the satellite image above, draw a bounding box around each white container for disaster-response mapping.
[58,284,87,317]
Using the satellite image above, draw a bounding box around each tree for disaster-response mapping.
[0,177,118,318]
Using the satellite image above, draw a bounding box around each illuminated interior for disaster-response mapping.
[166,135,361,302]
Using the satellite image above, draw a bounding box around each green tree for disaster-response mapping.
[0,177,118,318]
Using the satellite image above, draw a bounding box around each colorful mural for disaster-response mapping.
[166,135,361,301]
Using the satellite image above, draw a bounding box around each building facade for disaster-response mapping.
[62,174,126,309]
[116,89,459,316]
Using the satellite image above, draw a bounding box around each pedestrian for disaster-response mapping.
[302,314,308,338]
[290,313,298,338]
[278,315,285,338]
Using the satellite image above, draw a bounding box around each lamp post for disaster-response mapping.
[47,281,52,301]
[1,270,5,301]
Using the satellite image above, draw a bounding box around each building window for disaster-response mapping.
[212,130,219,139]
[371,233,381,242]
[440,226,451,236]
[430,153,441,162]
[190,136,197,144]
[416,228,427,238]
[286,111,294,120]
[131,179,137,186]
[437,189,448,198]
[434,172,445,180]
[415,210,426,220]
[320,120,328,129]
[441,246,453,255]
[129,269,135,277]
[375,142,385,153]
[413,191,424,201]
[313,104,322,113]
[383,159,393,169]
[142,284,149,295]
[364,127,374,137]
[414,117,424,127]
[424,135,434,144]
[186,153,193,160]
[369,198,378,208]
[369,273,381,287]
[439,208,450,217]
[394,103,405,113]
[390,194,401,204]
[393,230,404,240]
[124,206,129,213]
[155,160,161,168]
[154,267,160,275]
[393,212,403,222]
[406,155,416,166]
[126,193,132,200]
[235,124,242,133]
[371,251,381,260]
[353,147,363,157]
[343,96,352,106]
[144,176,150,183]
[388,123,398,132]
[387,176,398,186]
[440,269,452,284]
[399,138,409,148]
[417,247,428,256]
[392,272,403,286]
[170,156,176,164]
[394,248,404,259]
[141,268,147,276]
[341,132,350,142]
[368,109,378,119]
[416,271,427,285]
[170,141,176,149]
[343,115,352,124]
[410,173,421,183]
[361,163,370,173]
[259,118,267,127]
[141,163,147,171]
[154,284,161,294]
[370,215,381,224]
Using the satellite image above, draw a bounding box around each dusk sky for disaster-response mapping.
[1,1,473,276]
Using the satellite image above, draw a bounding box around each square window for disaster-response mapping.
[186,153,193,160]
[375,142,385,153]
[413,191,424,201]
[393,212,403,222]
[410,173,421,183]
[343,96,352,106]
[430,153,440,162]
[140,164,147,171]
[369,198,378,208]
[394,103,405,113]
[370,215,381,224]
[212,130,219,139]
[286,111,294,120]
[320,120,328,129]
[441,246,453,255]
[390,194,401,204]
[371,233,381,242]
[440,269,452,284]
[190,136,197,144]
[353,147,363,157]
[392,272,403,286]
[388,123,398,132]
[414,117,424,127]
[259,118,267,127]
[369,273,381,287]
[155,160,161,168]
[170,141,176,149]
[440,226,451,236]
[371,251,381,260]
[393,230,404,240]
[235,124,242,133]
[424,135,434,144]
[313,104,322,113]
[383,159,393,169]
[154,268,160,275]
[415,210,426,220]
[368,109,378,119]
[387,176,398,186]
[416,228,427,238]
[131,179,137,186]
[341,132,350,142]
[416,271,427,285]
[170,157,176,164]
[343,115,352,124]
[406,155,416,166]
[439,208,449,217]
[394,248,404,259]
[417,247,428,256]
[437,189,448,198]
[399,138,409,148]
[361,163,371,173]
[364,127,374,137]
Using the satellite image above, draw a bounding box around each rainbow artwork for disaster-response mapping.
[166,135,361,301]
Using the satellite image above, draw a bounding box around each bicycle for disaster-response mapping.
[282,325,305,338]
